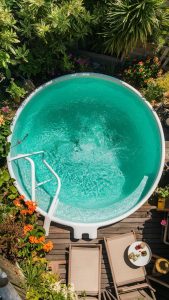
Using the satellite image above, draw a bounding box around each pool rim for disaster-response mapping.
[7,73,165,236]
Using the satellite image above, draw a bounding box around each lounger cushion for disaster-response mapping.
[70,246,100,293]
[105,233,146,286]
[119,290,153,300]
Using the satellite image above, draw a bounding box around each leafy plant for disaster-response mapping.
[0,0,93,98]
[0,192,53,261]
[156,72,169,92]
[141,80,164,103]
[6,79,27,102]
[24,266,77,300]
[23,259,74,300]
[0,216,24,260]
[156,186,169,198]
[100,0,169,57]
[0,118,10,165]
[67,54,91,72]
[22,259,47,290]
[0,169,18,201]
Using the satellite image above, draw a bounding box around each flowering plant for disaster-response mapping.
[68,54,91,72]
[25,267,78,300]
[161,219,167,226]
[123,57,162,88]
[0,194,53,261]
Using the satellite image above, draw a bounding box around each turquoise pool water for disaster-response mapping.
[10,74,162,223]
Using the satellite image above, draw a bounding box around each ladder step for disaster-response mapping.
[36,179,52,188]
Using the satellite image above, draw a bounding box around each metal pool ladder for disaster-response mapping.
[10,151,61,236]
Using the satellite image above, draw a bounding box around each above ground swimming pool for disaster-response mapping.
[8,73,165,238]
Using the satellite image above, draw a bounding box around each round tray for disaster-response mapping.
[128,241,152,267]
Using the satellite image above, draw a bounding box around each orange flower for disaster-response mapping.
[38,236,45,243]
[19,195,25,200]
[13,198,22,207]
[24,224,33,235]
[20,209,28,215]
[29,236,39,244]
[25,200,37,212]
[20,206,36,215]
[43,241,53,252]
[29,235,45,244]
[27,209,34,215]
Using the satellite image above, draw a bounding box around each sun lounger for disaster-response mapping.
[104,232,156,300]
[68,244,101,300]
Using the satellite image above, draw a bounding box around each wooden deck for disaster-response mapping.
[41,142,169,300]
[39,202,169,300]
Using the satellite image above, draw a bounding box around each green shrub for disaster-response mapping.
[156,72,169,92]
[123,57,162,88]
[24,265,77,300]
[0,0,93,99]
[0,118,11,166]
[141,80,164,103]
[0,169,18,201]
[6,79,26,102]
[22,259,77,300]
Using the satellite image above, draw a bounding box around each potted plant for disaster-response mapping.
[156,186,169,211]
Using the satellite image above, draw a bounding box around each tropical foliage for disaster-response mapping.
[99,0,169,56]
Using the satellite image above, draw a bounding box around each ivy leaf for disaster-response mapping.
[9,185,17,193]
[8,194,16,199]
[5,68,11,79]
[3,170,10,181]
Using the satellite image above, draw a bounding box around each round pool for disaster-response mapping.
[8,73,165,238]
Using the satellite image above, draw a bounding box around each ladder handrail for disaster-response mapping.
[25,157,36,201]
[10,151,61,221]
[43,159,61,217]
[10,151,44,161]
